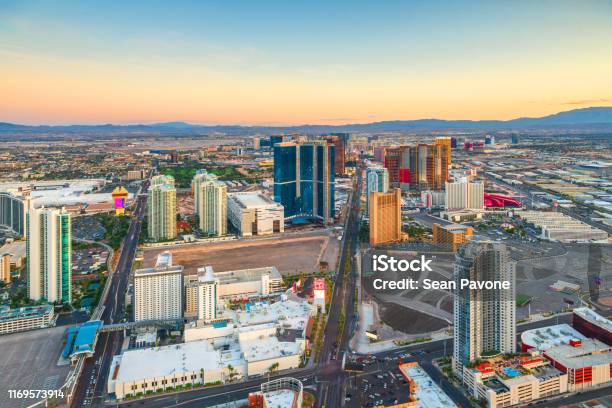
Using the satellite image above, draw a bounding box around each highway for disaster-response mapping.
[71,183,148,408]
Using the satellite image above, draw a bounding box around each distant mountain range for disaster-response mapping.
[2,107,612,138]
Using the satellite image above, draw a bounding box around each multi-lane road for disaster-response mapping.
[314,165,362,408]
[71,186,148,408]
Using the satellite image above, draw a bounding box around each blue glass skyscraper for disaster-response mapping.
[274,141,335,223]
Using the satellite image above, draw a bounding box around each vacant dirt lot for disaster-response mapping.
[143,231,339,276]
[379,302,448,334]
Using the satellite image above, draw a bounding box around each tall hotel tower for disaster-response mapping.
[273,141,335,223]
[366,165,389,213]
[27,207,72,303]
[453,241,516,375]
[384,143,450,191]
[192,170,227,236]
[445,179,485,211]
[148,175,177,241]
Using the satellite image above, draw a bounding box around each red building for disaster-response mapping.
[484,193,522,208]
[573,307,612,346]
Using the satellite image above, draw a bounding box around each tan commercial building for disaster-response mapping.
[432,223,473,252]
[369,188,402,245]
[0,253,10,283]
[125,169,146,181]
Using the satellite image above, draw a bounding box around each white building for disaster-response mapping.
[445,179,484,211]
[109,299,312,401]
[134,264,183,322]
[543,339,612,391]
[26,206,72,304]
[197,266,218,323]
[421,190,446,209]
[227,192,284,237]
[517,211,608,242]
[520,324,586,352]
[147,175,177,241]
[184,266,283,319]
[192,170,227,236]
[108,339,246,400]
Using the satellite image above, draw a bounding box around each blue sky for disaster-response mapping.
[1,1,611,124]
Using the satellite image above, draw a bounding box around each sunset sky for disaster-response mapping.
[1,1,612,125]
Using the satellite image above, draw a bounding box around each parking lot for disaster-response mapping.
[72,215,106,241]
[349,354,413,407]
[0,326,72,408]
[72,247,109,277]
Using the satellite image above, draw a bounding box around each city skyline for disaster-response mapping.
[0,3,611,408]
[2,1,612,125]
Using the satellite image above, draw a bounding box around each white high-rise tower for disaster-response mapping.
[27,207,72,303]
[452,241,516,375]
[192,171,227,236]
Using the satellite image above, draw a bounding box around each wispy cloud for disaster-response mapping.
[562,98,612,105]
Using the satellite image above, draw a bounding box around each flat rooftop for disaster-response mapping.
[544,339,612,369]
[0,326,72,408]
[0,240,26,261]
[263,390,296,408]
[134,264,183,277]
[240,335,301,363]
[438,223,471,231]
[215,266,281,284]
[521,324,586,351]
[115,340,244,383]
[235,300,312,331]
[229,192,278,208]
[399,363,456,408]
[0,304,53,321]
[574,307,612,332]
[155,251,172,268]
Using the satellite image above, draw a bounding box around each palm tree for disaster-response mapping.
[268,362,280,375]
[227,364,237,381]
